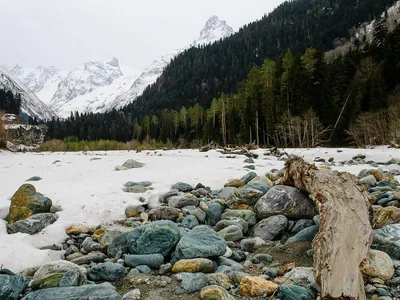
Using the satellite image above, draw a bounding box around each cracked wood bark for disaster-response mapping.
[280,156,373,300]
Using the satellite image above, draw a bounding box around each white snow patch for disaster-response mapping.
[0,147,399,273]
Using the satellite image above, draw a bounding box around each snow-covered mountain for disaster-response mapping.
[5,15,234,118]
[0,66,57,120]
[107,15,234,111]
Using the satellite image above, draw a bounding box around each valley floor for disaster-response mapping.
[0,146,399,273]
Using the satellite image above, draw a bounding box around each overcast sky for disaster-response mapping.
[0,0,284,71]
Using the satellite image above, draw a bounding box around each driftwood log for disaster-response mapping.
[280,156,373,300]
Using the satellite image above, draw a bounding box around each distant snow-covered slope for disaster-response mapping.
[0,66,57,120]
[6,15,233,118]
[106,15,234,111]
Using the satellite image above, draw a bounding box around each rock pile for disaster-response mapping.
[3,156,400,299]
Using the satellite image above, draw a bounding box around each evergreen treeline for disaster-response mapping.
[46,21,400,147]
[0,89,21,115]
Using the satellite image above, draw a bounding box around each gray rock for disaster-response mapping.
[126,220,181,256]
[174,226,226,262]
[292,219,315,234]
[181,215,199,229]
[218,225,243,241]
[159,263,172,275]
[217,257,244,271]
[240,237,267,252]
[100,230,122,247]
[26,176,42,181]
[251,253,273,264]
[250,215,288,241]
[263,267,278,278]
[255,185,317,219]
[175,272,208,293]
[221,209,257,227]
[0,273,29,300]
[127,269,140,277]
[206,202,224,226]
[360,175,377,187]
[123,186,151,193]
[124,254,164,269]
[244,165,255,170]
[230,250,246,262]
[168,193,198,208]
[122,159,144,169]
[215,218,248,234]
[7,213,57,235]
[226,188,264,208]
[136,265,152,274]
[217,187,236,199]
[284,267,318,290]
[22,285,122,300]
[88,262,126,281]
[240,172,257,184]
[190,207,207,223]
[277,284,315,300]
[244,158,255,164]
[191,188,209,198]
[124,181,152,187]
[149,206,181,221]
[372,224,400,259]
[82,237,102,252]
[313,215,320,227]
[70,251,106,265]
[123,289,141,300]
[172,182,193,192]
[287,225,319,243]
[107,231,131,258]
[229,271,249,285]
[31,261,86,289]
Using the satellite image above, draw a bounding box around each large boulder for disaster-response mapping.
[206,202,224,226]
[30,261,87,289]
[174,226,226,262]
[372,224,400,259]
[172,182,193,192]
[22,285,122,300]
[0,271,29,300]
[88,262,126,282]
[108,231,131,258]
[8,184,52,223]
[255,185,317,220]
[127,220,180,256]
[7,213,57,235]
[218,225,243,241]
[249,215,288,241]
[167,193,198,208]
[362,249,394,281]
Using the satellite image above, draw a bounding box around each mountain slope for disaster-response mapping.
[106,16,234,111]
[122,0,397,119]
[0,66,57,120]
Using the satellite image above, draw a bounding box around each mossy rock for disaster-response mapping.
[9,184,52,224]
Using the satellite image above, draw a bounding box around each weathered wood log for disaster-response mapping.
[279,155,373,300]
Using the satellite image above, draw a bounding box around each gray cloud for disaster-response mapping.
[0,0,284,70]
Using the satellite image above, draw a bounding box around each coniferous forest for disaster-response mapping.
[45,0,400,148]
[0,89,22,115]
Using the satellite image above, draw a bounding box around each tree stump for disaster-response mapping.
[279,156,373,300]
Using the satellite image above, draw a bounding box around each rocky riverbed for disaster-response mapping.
[1,149,400,299]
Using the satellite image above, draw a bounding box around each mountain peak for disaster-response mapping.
[194,16,234,46]
[106,57,119,68]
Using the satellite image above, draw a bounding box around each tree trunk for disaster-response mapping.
[279,156,373,300]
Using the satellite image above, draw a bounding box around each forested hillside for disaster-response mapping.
[0,89,21,115]
[45,0,400,147]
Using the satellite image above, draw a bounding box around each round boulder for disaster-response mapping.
[255,185,317,220]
